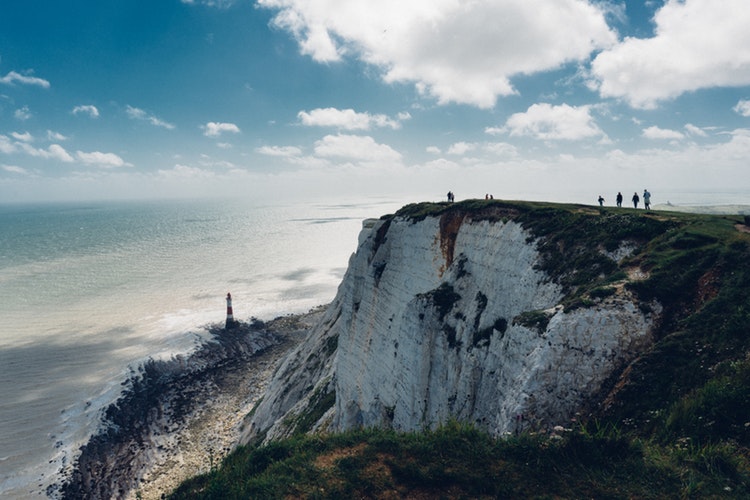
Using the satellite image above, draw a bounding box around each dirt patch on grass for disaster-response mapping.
[314,442,367,470]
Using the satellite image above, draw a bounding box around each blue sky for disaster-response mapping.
[1,0,749,205]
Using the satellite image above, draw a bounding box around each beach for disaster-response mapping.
[58,309,323,499]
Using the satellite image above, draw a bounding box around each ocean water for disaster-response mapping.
[0,196,408,498]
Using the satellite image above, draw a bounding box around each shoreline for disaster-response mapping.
[54,307,324,500]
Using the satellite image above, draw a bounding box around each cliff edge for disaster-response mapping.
[241,200,680,444]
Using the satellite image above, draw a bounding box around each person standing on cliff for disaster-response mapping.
[643,189,651,210]
[632,192,640,209]
[616,192,623,207]
[598,195,605,207]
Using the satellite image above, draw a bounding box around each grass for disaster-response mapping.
[169,199,750,498]
[169,422,749,499]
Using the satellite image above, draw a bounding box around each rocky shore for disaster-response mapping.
[54,308,324,500]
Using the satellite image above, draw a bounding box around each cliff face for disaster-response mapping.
[242,203,661,443]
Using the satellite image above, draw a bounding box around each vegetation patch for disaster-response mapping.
[513,309,552,334]
[589,286,616,300]
[419,282,461,321]
[168,422,749,499]
[473,317,507,347]
[285,383,336,436]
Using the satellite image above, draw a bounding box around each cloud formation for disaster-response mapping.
[0,132,129,168]
[126,105,175,129]
[313,134,401,162]
[590,0,750,109]
[642,126,685,141]
[298,108,410,130]
[11,131,33,142]
[256,145,303,157]
[259,0,616,108]
[734,99,750,117]
[1,164,28,175]
[494,103,606,141]
[0,70,50,88]
[76,151,131,168]
[203,122,240,137]
[73,105,100,118]
[180,0,236,7]
[18,143,75,162]
[14,106,32,121]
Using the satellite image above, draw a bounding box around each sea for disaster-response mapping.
[2,191,748,498]
[0,196,412,498]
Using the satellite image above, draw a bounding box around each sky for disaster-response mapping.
[1,0,750,206]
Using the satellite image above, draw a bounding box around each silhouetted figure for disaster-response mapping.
[632,192,640,209]
[616,192,623,207]
[643,189,651,210]
[598,195,605,207]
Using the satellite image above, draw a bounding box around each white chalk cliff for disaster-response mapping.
[242,205,660,444]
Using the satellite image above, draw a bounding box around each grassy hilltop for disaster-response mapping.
[170,200,750,499]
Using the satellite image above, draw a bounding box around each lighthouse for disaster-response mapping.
[225,292,236,329]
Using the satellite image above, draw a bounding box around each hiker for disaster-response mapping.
[616,192,623,207]
[643,189,651,210]
[632,192,640,209]
[447,191,454,202]
[598,195,605,207]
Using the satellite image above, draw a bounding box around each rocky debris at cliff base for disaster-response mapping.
[56,307,324,500]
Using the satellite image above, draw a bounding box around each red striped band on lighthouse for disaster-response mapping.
[226,292,235,328]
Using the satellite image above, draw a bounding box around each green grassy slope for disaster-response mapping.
[170,200,750,499]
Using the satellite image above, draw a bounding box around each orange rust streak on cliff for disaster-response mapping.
[439,210,465,275]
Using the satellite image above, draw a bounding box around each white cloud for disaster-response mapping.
[2,164,29,175]
[298,107,409,130]
[49,145,76,162]
[0,135,16,154]
[126,105,175,129]
[47,130,68,141]
[203,122,240,137]
[313,134,402,162]
[684,124,708,137]
[0,70,50,88]
[642,125,685,140]
[484,142,519,157]
[590,0,750,109]
[18,143,74,162]
[14,106,32,121]
[447,142,477,155]
[426,146,441,155]
[72,105,100,118]
[259,0,616,108]
[76,150,131,168]
[11,131,33,142]
[500,103,606,140]
[734,99,750,117]
[180,0,236,7]
[157,164,217,179]
[256,145,303,157]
